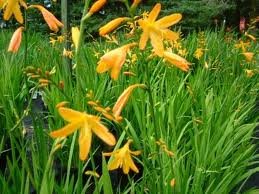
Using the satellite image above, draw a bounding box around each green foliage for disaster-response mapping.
[0,27,258,193]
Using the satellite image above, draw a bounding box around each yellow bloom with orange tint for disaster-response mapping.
[138,3,181,56]
[113,84,146,121]
[242,52,254,62]
[99,17,129,36]
[163,51,190,72]
[96,43,137,80]
[0,0,27,23]
[103,139,141,174]
[29,5,63,32]
[8,26,24,53]
[50,107,116,160]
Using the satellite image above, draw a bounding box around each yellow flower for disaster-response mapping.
[103,139,141,174]
[50,107,116,160]
[163,51,190,72]
[96,43,137,80]
[88,0,106,15]
[99,17,129,36]
[63,48,73,58]
[0,0,27,24]
[138,3,182,56]
[245,69,254,78]
[8,26,24,53]
[242,52,254,62]
[72,27,80,51]
[194,48,204,59]
[113,84,146,121]
[29,5,63,32]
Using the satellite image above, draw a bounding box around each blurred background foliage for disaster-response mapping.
[0,0,258,36]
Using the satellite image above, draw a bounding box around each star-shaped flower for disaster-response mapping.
[50,107,116,160]
[138,3,182,56]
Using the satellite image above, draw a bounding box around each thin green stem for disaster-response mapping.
[24,9,28,68]
[75,0,91,107]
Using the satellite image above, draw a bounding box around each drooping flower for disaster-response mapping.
[0,0,27,24]
[138,3,182,56]
[72,27,80,51]
[8,26,24,53]
[50,107,116,160]
[88,0,106,15]
[163,51,190,72]
[29,5,63,32]
[103,139,141,174]
[99,17,129,36]
[113,84,146,121]
[96,43,137,80]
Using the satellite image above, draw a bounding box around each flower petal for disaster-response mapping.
[50,121,81,138]
[162,29,179,41]
[139,28,149,50]
[13,2,23,23]
[79,123,92,160]
[150,30,164,57]
[88,115,116,146]
[108,156,121,171]
[156,13,182,29]
[112,84,146,118]
[58,107,85,122]
[125,153,139,173]
[96,61,112,73]
[148,3,161,22]
[163,51,190,72]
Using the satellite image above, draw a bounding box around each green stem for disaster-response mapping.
[123,0,134,17]
[75,0,91,107]
[24,9,28,67]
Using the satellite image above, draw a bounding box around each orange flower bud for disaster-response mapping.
[89,0,107,14]
[99,17,129,36]
[29,5,63,32]
[8,27,24,53]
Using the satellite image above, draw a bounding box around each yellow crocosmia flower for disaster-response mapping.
[244,69,255,78]
[63,48,73,58]
[50,107,116,161]
[138,3,182,56]
[99,17,129,36]
[194,48,204,60]
[29,5,63,32]
[112,84,146,121]
[103,139,141,174]
[88,0,106,15]
[8,26,24,53]
[242,52,254,62]
[1,0,27,24]
[96,43,137,80]
[163,51,190,72]
[72,27,80,50]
